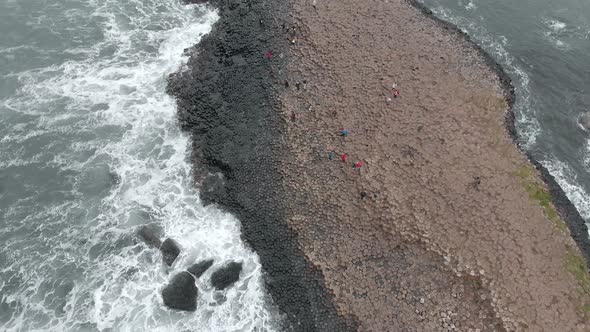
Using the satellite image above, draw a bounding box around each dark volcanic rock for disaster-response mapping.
[167,0,358,330]
[525,157,590,263]
[211,262,242,290]
[160,238,181,266]
[137,225,162,248]
[162,271,197,311]
[187,259,214,278]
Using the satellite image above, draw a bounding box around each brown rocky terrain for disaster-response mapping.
[277,0,590,330]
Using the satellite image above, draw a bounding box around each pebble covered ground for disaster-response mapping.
[170,0,590,330]
[278,0,590,330]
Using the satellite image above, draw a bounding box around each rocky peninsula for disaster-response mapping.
[169,0,590,330]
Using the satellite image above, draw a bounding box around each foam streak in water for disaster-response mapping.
[0,0,278,331]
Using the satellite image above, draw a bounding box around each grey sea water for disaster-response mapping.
[0,1,276,331]
[420,0,590,228]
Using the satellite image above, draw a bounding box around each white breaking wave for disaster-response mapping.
[461,0,477,11]
[543,157,590,222]
[0,0,278,331]
[542,18,571,50]
[545,19,567,32]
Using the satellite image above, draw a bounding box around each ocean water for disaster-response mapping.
[0,1,277,331]
[419,0,590,229]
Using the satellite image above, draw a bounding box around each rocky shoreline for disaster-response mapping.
[167,0,355,330]
[407,0,590,266]
[169,0,590,330]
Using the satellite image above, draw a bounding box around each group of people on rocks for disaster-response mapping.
[329,128,363,174]
[267,23,402,177]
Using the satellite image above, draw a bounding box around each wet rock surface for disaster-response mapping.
[183,0,209,4]
[160,238,181,267]
[210,262,242,290]
[137,225,162,249]
[167,0,356,330]
[188,259,214,278]
[162,271,198,312]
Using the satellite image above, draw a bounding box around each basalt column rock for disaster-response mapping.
[211,262,242,290]
[188,259,214,278]
[160,238,181,267]
[166,0,357,329]
[162,271,198,311]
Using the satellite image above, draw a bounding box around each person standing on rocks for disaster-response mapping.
[339,128,349,144]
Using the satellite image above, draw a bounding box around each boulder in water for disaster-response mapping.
[579,113,590,132]
[160,238,181,266]
[137,225,162,248]
[162,271,197,311]
[187,259,214,278]
[211,262,242,290]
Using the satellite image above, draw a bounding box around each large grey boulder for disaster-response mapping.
[137,225,162,248]
[162,271,197,311]
[188,259,214,278]
[211,262,242,290]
